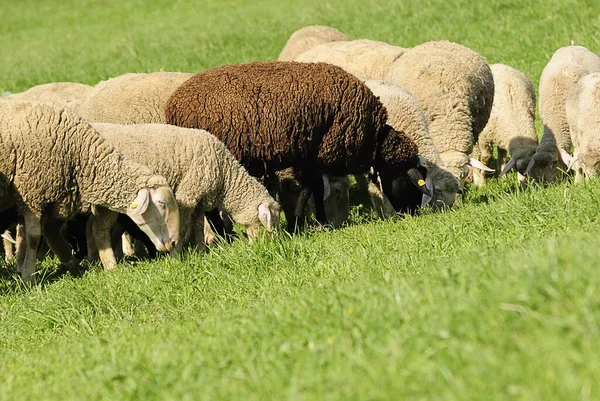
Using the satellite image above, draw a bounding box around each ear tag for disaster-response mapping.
[418,179,426,187]
[130,202,138,209]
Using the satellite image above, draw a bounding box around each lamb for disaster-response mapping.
[6,82,92,110]
[278,25,350,61]
[525,46,600,182]
[0,99,179,283]
[165,61,429,228]
[384,40,495,204]
[470,64,538,186]
[564,72,600,181]
[91,122,279,248]
[78,72,194,124]
[294,39,408,81]
[364,80,458,213]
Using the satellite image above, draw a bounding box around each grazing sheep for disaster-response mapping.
[91,122,279,248]
[295,39,408,81]
[278,25,350,61]
[470,64,538,185]
[6,82,92,110]
[364,80,458,213]
[0,100,179,283]
[166,61,429,228]
[526,46,600,182]
[565,72,600,181]
[79,72,194,124]
[385,40,495,203]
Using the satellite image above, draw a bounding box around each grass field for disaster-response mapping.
[1,0,600,399]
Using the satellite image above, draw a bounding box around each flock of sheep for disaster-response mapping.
[1,25,600,284]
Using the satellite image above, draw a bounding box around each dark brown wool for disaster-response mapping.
[165,61,394,178]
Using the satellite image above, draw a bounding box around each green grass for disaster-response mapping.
[2,0,600,399]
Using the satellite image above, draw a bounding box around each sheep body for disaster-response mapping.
[166,61,423,225]
[0,99,179,282]
[385,40,495,196]
[278,25,350,61]
[295,39,408,80]
[92,123,279,245]
[565,72,600,181]
[79,72,193,124]
[470,63,538,185]
[529,46,600,182]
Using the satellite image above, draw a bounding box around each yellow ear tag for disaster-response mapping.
[418,179,426,187]
[130,202,138,209]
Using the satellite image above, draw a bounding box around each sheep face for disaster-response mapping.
[125,186,180,252]
[427,166,461,210]
[525,150,564,182]
[246,201,280,241]
[573,138,600,181]
[379,165,430,213]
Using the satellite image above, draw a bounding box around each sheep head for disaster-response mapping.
[125,186,180,252]
[246,201,280,241]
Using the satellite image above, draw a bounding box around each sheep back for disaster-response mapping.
[295,39,408,80]
[165,61,387,178]
[278,25,350,61]
[7,82,92,111]
[80,72,194,124]
[385,40,494,157]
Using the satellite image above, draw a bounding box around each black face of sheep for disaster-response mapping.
[374,126,430,214]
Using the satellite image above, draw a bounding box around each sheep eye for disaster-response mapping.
[157,200,167,209]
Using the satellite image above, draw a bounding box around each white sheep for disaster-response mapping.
[385,40,495,203]
[565,72,600,181]
[470,63,538,186]
[526,45,600,182]
[91,122,280,249]
[278,25,350,61]
[0,99,180,283]
[294,39,408,81]
[6,82,92,110]
[79,72,194,124]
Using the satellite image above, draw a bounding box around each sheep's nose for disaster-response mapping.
[170,240,178,249]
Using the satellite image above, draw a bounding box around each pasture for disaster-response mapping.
[1,0,600,399]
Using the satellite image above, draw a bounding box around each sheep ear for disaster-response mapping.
[469,158,495,172]
[407,168,431,196]
[421,178,433,206]
[499,158,517,176]
[567,152,579,170]
[322,174,331,201]
[258,203,273,232]
[559,148,574,167]
[129,188,150,215]
[524,157,536,175]
[418,155,429,169]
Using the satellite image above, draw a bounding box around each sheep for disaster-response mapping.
[565,72,600,181]
[0,99,180,283]
[165,61,429,228]
[525,45,600,182]
[294,39,408,81]
[79,72,194,124]
[384,40,495,205]
[363,80,459,214]
[278,25,350,61]
[6,82,92,110]
[469,64,538,186]
[91,122,279,248]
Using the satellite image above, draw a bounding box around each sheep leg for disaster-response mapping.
[291,187,313,232]
[192,209,208,252]
[91,207,119,270]
[205,208,227,240]
[42,219,82,275]
[171,207,193,255]
[305,172,328,226]
[497,148,507,176]
[3,230,15,263]
[15,224,26,272]
[85,215,99,263]
[118,215,157,259]
[21,210,42,285]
